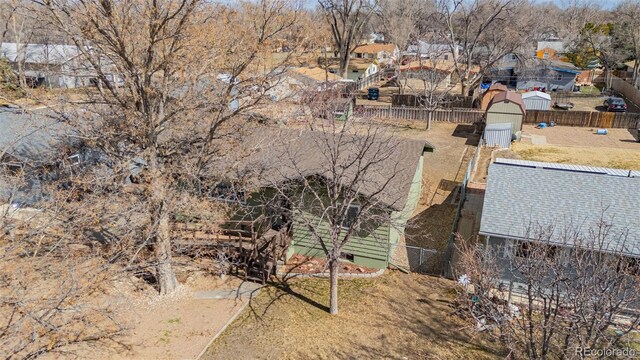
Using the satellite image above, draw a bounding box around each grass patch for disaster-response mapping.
[512,144,640,170]
[203,273,501,359]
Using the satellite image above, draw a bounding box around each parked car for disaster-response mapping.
[604,97,628,112]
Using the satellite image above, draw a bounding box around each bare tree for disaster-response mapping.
[453,217,640,359]
[317,0,378,78]
[431,0,533,95]
[574,21,626,90]
[615,0,640,88]
[34,0,307,295]
[254,95,423,314]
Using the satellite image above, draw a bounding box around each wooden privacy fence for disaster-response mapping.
[356,105,484,124]
[524,110,640,129]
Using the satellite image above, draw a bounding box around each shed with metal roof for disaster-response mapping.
[486,91,526,136]
[483,123,513,148]
[521,91,551,111]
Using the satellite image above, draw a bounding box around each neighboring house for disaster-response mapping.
[352,43,400,66]
[0,42,118,88]
[485,91,526,137]
[268,67,342,101]
[404,41,460,63]
[328,59,378,81]
[220,129,435,269]
[536,38,569,62]
[0,108,73,205]
[364,32,385,44]
[486,53,521,88]
[479,158,640,288]
[398,60,453,89]
[515,59,581,92]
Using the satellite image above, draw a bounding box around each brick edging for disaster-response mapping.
[275,268,385,279]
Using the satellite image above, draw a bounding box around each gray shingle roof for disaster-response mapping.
[0,108,70,165]
[217,128,434,211]
[479,161,640,256]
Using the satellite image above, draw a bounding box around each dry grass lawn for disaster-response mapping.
[511,143,640,170]
[203,272,502,360]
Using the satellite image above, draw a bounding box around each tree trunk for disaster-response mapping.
[150,157,178,295]
[155,209,178,295]
[633,61,639,89]
[329,257,339,315]
[340,48,351,79]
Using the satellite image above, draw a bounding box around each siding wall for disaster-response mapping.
[290,208,391,269]
[389,155,424,246]
[486,102,524,134]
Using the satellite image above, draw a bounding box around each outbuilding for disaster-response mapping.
[486,91,526,137]
[480,83,507,110]
[521,91,551,111]
[483,123,513,148]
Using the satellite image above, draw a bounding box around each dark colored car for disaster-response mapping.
[603,97,627,112]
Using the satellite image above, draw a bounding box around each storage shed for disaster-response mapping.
[486,91,526,137]
[483,123,513,148]
[480,83,508,110]
[521,91,551,111]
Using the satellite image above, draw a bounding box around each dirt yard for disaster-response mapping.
[203,272,502,360]
[373,121,479,250]
[68,272,255,360]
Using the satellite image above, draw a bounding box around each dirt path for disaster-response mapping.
[402,123,479,251]
[203,273,501,360]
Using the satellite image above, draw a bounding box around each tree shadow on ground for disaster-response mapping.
[452,124,481,146]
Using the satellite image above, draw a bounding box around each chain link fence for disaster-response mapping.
[390,243,444,275]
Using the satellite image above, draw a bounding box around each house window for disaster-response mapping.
[444,54,449,61]
[68,154,81,166]
[511,54,517,60]
[516,241,530,258]
[555,74,562,81]
[211,183,246,205]
[340,252,355,261]
[618,256,640,276]
[543,52,549,59]
[340,203,360,229]
[5,163,24,174]
[352,70,359,73]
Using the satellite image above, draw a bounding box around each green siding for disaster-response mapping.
[290,214,391,269]
[389,154,424,246]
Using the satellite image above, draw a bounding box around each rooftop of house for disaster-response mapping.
[0,42,80,65]
[536,39,566,53]
[480,159,640,256]
[0,108,71,165]
[405,41,461,55]
[399,60,455,74]
[291,67,342,83]
[353,43,397,54]
[327,58,375,71]
[215,127,435,211]
[488,91,526,114]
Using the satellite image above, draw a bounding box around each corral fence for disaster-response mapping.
[356,105,484,125]
[524,110,640,129]
[389,243,444,275]
[355,72,381,91]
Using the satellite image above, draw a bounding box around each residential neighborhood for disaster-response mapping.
[1,0,640,359]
